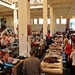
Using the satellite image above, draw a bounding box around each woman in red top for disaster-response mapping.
[64,39,71,68]
[67,43,75,75]
[47,30,50,38]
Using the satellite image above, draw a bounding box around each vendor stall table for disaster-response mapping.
[41,39,63,75]
[41,53,63,74]
[13,60,23,75]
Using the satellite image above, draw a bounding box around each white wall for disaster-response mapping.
[31,24,42,31]
[6,16,13,27]
[56,24,66,32]
[31,24,66,32]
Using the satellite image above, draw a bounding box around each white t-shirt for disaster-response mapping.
[70,51,75,66]
[1,39,6,45]
[9,37,15,44]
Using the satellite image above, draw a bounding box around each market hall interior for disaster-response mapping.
[0,0,75,75]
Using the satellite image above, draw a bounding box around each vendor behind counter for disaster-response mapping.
[45,37,54,50]
[0,49,23,75]
[0,51,13,72]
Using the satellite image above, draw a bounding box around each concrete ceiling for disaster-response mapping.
[0,0,75,19]
[49,0,75,18]
[30,0,75,18]
[0,5,13,17]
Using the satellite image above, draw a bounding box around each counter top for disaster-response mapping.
[41,55,63,74]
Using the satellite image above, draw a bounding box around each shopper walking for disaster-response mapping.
[22,49,42,75]
[64,39,71,68]
[70,43,75,75]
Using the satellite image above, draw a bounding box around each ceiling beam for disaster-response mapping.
[50,0,74,3]
[54,10,69,12]
[54,8,70,12]
[67,2,75,17]
[0,11,13,16]
[47,0,52,6]
[52,3,74,8]
[0,8,12,12]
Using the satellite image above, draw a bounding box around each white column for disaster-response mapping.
[27,1,31,57]
[13,9,18,34]
[32,18,34,31]
[50,6,54,36]
[0,19,1,28]
[60,17,61,26]
[37,18,39,25]
[27,1,30,24]
[53,12,56,33]
[18,0,30,57]
[43,0,48,39]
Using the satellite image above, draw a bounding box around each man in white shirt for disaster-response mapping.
[9,35,15,45]
[1,36,6,49]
